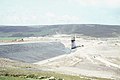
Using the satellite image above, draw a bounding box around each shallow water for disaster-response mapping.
[0,42,70,63]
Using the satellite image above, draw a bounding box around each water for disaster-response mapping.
[0,42,69,63]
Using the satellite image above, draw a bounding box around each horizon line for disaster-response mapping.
[0,23,120,26]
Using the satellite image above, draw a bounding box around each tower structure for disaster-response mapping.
[71,36,76,49]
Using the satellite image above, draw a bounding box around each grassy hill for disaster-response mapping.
[0,24,120,37]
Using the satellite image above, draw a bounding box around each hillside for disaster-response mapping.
[0,24,120,37]
[0,58,110,80]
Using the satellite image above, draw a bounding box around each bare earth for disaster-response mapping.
[34,36,120,79]
[0,36,120,79]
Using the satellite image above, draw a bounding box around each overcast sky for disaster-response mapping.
[0,0,120,25]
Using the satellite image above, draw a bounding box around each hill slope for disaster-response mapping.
[0,24,120,37]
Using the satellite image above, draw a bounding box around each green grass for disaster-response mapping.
[0,67,111,80]
[0,37,22,41]
[0,76,27,80]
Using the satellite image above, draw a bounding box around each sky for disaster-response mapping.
[0,0,120,25]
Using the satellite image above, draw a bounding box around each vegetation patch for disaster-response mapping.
[0,37,22,40]
[0,67,111,80]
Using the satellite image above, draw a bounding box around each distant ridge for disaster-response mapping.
[0,24,120,37]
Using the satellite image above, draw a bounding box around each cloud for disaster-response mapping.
[0,12,81,25]
[45,12,80,24]
[0,13,42,25]
[69,0,120,8]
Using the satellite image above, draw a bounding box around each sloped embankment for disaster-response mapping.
[0,42,69,63]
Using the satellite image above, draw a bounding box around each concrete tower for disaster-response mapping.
[71,36,76,49]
